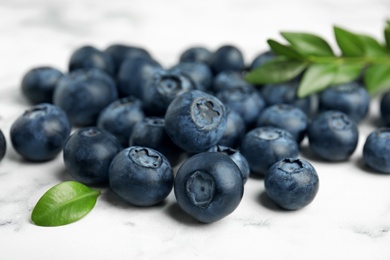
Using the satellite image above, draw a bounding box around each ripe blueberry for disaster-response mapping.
[363,128,390,173]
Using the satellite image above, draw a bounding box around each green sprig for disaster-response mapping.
[245,22,390,98]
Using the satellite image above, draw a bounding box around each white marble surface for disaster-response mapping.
[1,0,390,259]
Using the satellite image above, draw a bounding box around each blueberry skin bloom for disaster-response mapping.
[209,45,245,75]
[363,128,390,173]
[308,111,358,161]
[0,129,6,162]
[212,71,245,93]
[208,145,250,184]
[63,127,122,186]
[21,66,63,104]
[179,46,212,64]
[241,127,299,176]
[174,152,244,223]
[10,103,71,161]
[319,82,370,123]
[265,158,319,210]
[256,104,308,144]
[165,90,227,153]
[109,146,174,206]
[380,91,390,126]
[171,62,213,92]
[53,68,118,126]
[69,45,115,76]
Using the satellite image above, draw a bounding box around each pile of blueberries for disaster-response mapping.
[2,44,390,223]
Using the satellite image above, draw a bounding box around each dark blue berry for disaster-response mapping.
[179,46,212,64]
[250,51,276,70]
[380,91,390,126]
[209,45,245,75]
[171,62,213,92]
[363,128,390,173]
[217,109,246,149]
[0,129,6,162]
[212,71,245,93]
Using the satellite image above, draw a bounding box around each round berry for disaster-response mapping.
[209,45,245,75]
[0,129,6,162]
[363,128,390,173]
[380,91,390,127]
[179,46,212,64]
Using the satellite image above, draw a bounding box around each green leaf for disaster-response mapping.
[281,32,334,57]
[357,33,388,57]
[384,23,390,51]
[245,58,308,84]
[267,39,304,60]
[298,63,338,97]
[334,26,365,57]
[31,181,101,227]
[364,64,390,93]
[331,63,363,85]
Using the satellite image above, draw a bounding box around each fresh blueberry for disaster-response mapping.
[109,146,174,206]
[308,111,358,161]
[129,117,183,166]
[97,96,145,146]
[21,67,64,104]
[217,108,246,149]
[142,69,195,116]
[265,158,319,210]
[212,71,246,93]
[241,127,299,176]
[208,145,250,184]
[250,51,276,70]
[53,68,118,126]
[171,62,213,92]
[0,129,6,162]
[380,91,390,126]
[68,45,115,76]
[117,56,162,98]
[209,45,245,75]
[174,152,243,223]
[262,82,312,115]
[165,90,227,153]
[104,44,151,74]
[319,81,370,123]
[256,104,308,144]
[363,128,390,173]
[10,103,71,161]
[63,127,122,186]
[216,84,265,127]
[179,46,212,64]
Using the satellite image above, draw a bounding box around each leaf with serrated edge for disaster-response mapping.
[281,32,334,57]
[331,64,363,85]
[298,63,338,98]
[267,39,304,60]
[334,26,365,57]
[364,64,390,93]
[31,181,101,227]
[245,59,308,84]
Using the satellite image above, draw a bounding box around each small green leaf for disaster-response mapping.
[384,24,390,51]
[281,32,334,57]
[267,39,304,60]
[358,33,388,57]
[364,64,390,93]
[245,58,308,84]
[31,181,101,227]
[298,63,338,97]
[331,63,363,85]
[334,26,365,57]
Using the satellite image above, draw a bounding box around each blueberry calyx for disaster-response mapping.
[215,145,236,156]
[186,170,216,208]
[80,128,101,137]
[278,158,305,174]
[191,98,223,129]
[255,128,283,140]
[24,106,48,119]
[128,147,162,168]
[157,75,182,97]
[329,113,352,130]
[145,117,165,127]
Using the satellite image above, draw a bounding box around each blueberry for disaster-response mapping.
[171,62,213,92]
[104,44,151,74]
[174,152,243,223]
[209,45,245,75]
[97,97,145,146]
[165,90,227,153]
[319,82,370,123]
[109,146,174,206]
[380,91,390,126]
[142,69,195,116]
[0,129,6,162]
[179,46,212,64]
[63,127,122,186]
[208,145,250,184]
[212,71,246,93]
[241,127,299,176]
[217,108,246,149]
[129,117,182,166]
[53,68,118,126]
[216,84,265,126]
[265,158,319,210]
[256,104,308,144]
[21,67,63,104]
[117,56,162,98]
[250,51,276,70]
[308,111,358,161]
[10,103,71,161]
[262,82,312,115]
[69,45,115,76]
[363,128,390,173]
